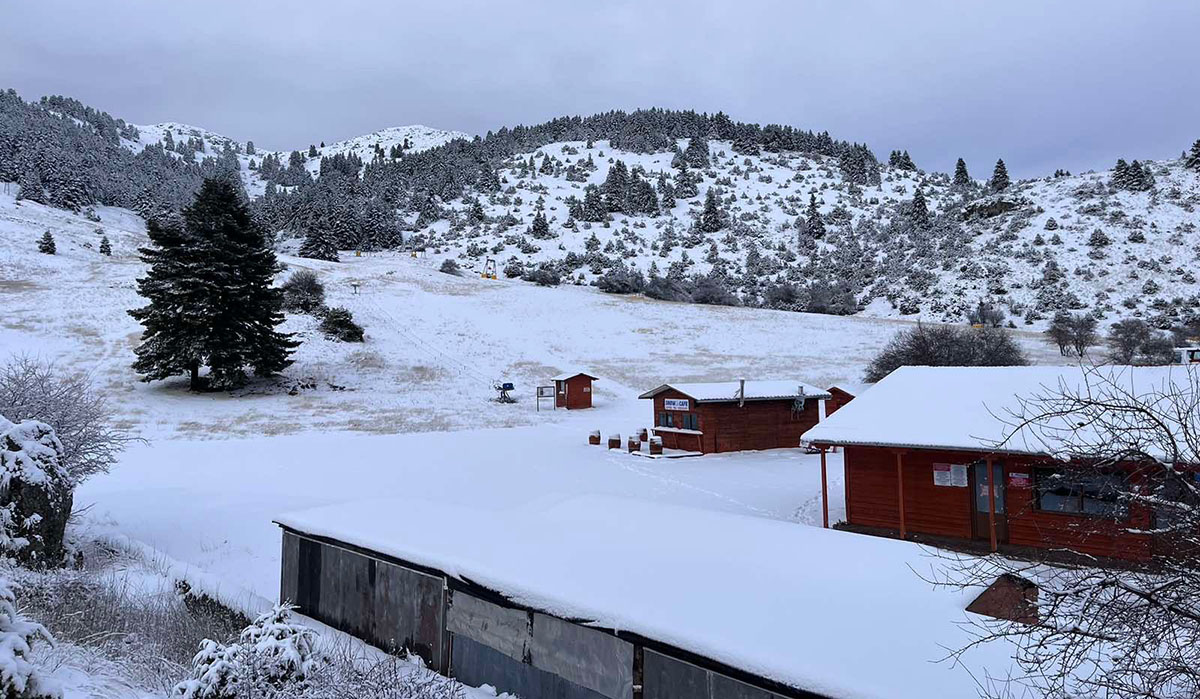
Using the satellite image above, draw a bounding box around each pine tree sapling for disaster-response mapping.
[0,577,58,699]
[37,231,55,255]
[98,235,112,256]
[318,307,365,343]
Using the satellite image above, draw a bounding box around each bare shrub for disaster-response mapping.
[864,324,1028,382]
[0,355,133,484]
[280,271,326,314]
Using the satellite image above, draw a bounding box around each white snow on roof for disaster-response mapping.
[804,365,1198,456]
[551,370,598,382]
[828,381,874,397]
[275,494,1007,698]
[639,380,830,402]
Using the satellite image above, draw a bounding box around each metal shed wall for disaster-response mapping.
[643,649,793,699]
[279,531,447,670]
[446,590,634,699]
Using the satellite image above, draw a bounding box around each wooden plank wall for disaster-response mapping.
[649,390,822,453]
[844,447,1156,560]
[844,446,973,539]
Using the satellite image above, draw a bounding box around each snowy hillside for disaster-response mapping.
[127,121,467,197]
[411,138,1200,328]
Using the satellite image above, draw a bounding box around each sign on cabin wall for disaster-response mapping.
[1008,472,1031,488]
[663,398,690,411]
[933,463,968,487]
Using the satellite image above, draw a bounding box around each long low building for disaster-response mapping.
[638,380,830,454]
[274,494,1010,699]
[802,365,1197,560]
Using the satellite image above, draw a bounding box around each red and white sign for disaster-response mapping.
[1008,472,1032,488]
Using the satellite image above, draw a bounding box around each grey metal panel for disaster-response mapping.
[372,557,446,670]
[643,648,710,699]
[280,532,299,606]
[643,649,792,699]
[530,612,634,699]
[446,591,531,663]
[711,673,788,699]
[452,633,613,699]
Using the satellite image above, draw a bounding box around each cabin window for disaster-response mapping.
[1034,468,1128,518]
[657,412,672,428]
[681,413,699,430]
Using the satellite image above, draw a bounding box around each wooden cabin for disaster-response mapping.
[553,371,598,409]
[803,365,1196,562]
[638,380,829,454]
[824,382,872,417]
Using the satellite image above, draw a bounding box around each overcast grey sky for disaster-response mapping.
[3,1,1198,177]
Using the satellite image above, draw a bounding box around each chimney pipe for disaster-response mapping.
[739,378,745,407]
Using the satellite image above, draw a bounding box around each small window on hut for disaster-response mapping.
[684,413,699,430]
[1034,468,1128,518]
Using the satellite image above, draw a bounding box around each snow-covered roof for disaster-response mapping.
[275,494,1005,698]
[638,380,830,403]
[804,365,1199,457]
[551,370,598,382]
[828,381,873,397]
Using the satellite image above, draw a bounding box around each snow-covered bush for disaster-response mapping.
[0,417,72,565]
[0,577,58,699]
[173,603,318,699]
[280,271,326,314]
[437,259,461,276]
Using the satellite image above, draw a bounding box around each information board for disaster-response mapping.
[663,398,690,411]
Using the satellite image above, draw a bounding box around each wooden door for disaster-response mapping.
[971,461,1008,544]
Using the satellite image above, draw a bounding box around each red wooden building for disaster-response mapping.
[803,365,1195,562]
[638,380,829,454]
[824,382,872,417]
[553,371,598,410]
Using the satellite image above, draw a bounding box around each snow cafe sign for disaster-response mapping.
[664,398,691,411]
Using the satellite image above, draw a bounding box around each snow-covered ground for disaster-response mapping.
[0,193,1079,696]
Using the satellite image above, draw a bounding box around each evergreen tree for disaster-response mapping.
[307,144,318,157]
[910,188,929,228]
[99,235,111,256]
[806,194,826,239]
[539,155,554,175]
[129,179,296,390]
[1186,139,1200,172]
[530,210,551,239]
[581,185,607,222]
[698,188,724,233]
[685,135,710,169]
[989,159,1011,192]
[657,175,676,211]
[673,166,699,198]
[245,140,255,155]
[602,160,630,214]
[953,158,971,188]
[16,168,45,204]
[37,230,55,254]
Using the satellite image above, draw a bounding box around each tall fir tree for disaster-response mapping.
[657,175,676,211]
[953,158,971,188]
[1186,139,1200,172]
[698,188,724,233]
[685,135,710,169]
[129,179,296,390]
[99,235,112,256]
[806,194,826,239]
[989,158,1010,192]
[299,226,339,262]
[910,188,929,228]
